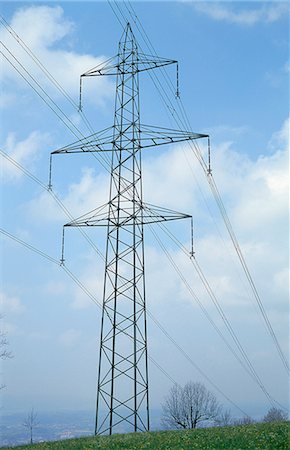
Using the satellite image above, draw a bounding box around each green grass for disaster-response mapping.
[5,421,289,450]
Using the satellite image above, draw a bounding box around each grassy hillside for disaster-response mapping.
[6,421,289,449]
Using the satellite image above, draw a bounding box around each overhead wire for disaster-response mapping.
[0,228,59,265]
[0,14,97,137]
[108,0,125,28]
[207,174,290,374]
[0,225,249,416]
[1,16,78,111]
[147,223,279,409]
[110,0,289,376]
[2,11,284,412]
[1,150,252,415]
[2,7,286,411]
[123,0,255,307]
[121,1,207,169]
[1,46,81,140]
[148,215,286,409]
[0,147,255,403]
[0,149,104,261]
[0,41,112,171]
[0,226,179,389]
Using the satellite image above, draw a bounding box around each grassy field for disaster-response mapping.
[6,421,289,449]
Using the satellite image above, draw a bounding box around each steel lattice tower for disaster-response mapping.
[51,23,208,435]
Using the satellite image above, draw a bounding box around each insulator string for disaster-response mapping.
[208,136,212,175]
[48,154,53,190]
[61,226,65,265]
[79,76,83,112]
[190,216,195,258]
[176,62,180,99]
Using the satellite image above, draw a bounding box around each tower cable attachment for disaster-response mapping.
[78,76,83,112]
[190,216,195,258]
[176,62,180,99]
[48,154,53,190]
[60,226,65,266]
[207,136,212,175]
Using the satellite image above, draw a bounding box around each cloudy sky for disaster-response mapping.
[1,0,289,428]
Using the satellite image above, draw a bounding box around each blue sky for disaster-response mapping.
[1,0,289,431]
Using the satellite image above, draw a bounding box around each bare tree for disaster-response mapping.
[0,316,13,390]
[263,407,288,423]
[215,409,233,427]
[0,316,12,361]
[162,381,221,429]
[23,408,39,444]
[233,415,255,426]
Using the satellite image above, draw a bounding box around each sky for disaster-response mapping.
[0,0,289,432]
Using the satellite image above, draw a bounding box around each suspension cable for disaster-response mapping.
[1,152,252,415]
[148,224,281,409]
[109,1,289,376]
[150,217,289,410]
[2,6,287,410]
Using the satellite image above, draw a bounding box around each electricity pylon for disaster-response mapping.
[51,23,208,435]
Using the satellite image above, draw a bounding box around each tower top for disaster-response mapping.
[79,22,177,78]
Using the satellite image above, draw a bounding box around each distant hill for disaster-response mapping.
[4,421,289,449]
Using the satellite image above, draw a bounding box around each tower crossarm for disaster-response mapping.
[63,201,192,228]
[51,124,208,155]
[81,53,177,78]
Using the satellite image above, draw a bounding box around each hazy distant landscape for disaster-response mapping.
[2,421,289,449]
[1,411,92,447]
[1,410,163,447]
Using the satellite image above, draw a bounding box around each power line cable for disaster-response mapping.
[0,228,192,400]
[207,174,289,374]
[0,226,250,415]
[1,8,286,412]
[1,47,80,139]
[0,228,59,265]
[109,1,289,375]
[151,217,289,410]
[0,14,97,137]
[0,43,112,171]
[123,2,256,312]
[1,152,253,415]
[107,0,125,28]
[0,149,104,261]
[2,23,284,412]
[148,224,280,409]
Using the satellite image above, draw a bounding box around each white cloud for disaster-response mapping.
[265,61,290,88]
[0,291,25,314]
[205,124,248,141]
[1,5,114,107]
[17,117,289,349]
[9,5,73,49]
[274,267,289,297]
[26,166,110,223]
[233,121,288,235]
[212,143,288,239]
[42,281,67,295]
[59,328,81,347]
[0,92,16,108]
[64,168,110,218]
[284,61,290,73]
[71,252,104,310]
[1,131,50,181]
[142,117,289,346]
[192,2,289,26]
[0,321,18,335]
[269,117,289,149]
[143,143,202,211]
